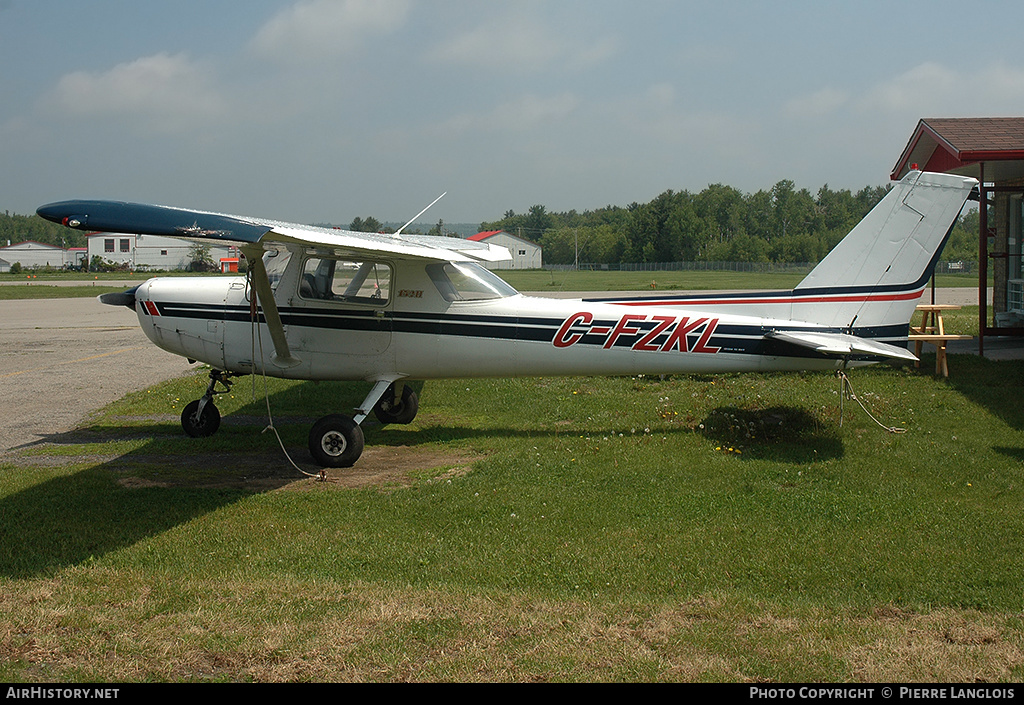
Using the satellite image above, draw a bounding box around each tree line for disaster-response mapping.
[2,178,982,267]
[0,211,86,249]
[480,180,981,266]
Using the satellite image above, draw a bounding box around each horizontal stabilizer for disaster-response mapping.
[766,330,918,363]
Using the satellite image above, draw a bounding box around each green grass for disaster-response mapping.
[0,284,125,300]
[2,345,1023,681]
[936,305,981,337]
[0,272,143,282]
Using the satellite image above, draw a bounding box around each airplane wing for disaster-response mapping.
[766,330,918,363]
[37,198,510,370]
[35,200,512,263]
[265,226,511,262]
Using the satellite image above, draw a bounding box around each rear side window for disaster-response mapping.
[426,262,518,302]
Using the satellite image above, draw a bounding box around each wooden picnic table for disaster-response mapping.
[906,304,973,377]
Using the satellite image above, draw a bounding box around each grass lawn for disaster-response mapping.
[2,336,1023,681]
[0,284,125,300]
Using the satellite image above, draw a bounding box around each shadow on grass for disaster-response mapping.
[0,379,378,579]
[0,377,699,579]
[943,354,1024,432]
[995,446,1024,463]
[697,405,843,462]
[0,463,254,579]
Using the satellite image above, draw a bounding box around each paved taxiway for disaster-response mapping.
[0,296,193,453]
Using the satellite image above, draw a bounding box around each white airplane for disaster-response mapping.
[37,170,976,468]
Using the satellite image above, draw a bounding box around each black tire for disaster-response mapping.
[308,414,364,468]
[373,384,419,425]
[181,399,220,437]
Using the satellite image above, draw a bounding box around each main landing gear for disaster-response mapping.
[180,371,419,469]
[306,380,419,468]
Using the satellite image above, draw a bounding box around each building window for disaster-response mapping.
[120,239,131,253]
[104,239,114,253]
[160,250,168,256]
[518,250,527,256]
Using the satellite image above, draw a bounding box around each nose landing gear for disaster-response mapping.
[181,369,236,438]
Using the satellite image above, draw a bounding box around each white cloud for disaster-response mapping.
[781,60,1024,129]
[858,60,1024,117]
[250,0,411,62]
[784,87,850,119]
[771,60,1024,184]
[645,83,676,109]
[438,93,580,134]
[859,62,961,115]
[429,13,616,74]
[47,52,227,133]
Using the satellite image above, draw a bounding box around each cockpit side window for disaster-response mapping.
[299,257,391,305]
[262,248,292,292]
[426,262,519,302]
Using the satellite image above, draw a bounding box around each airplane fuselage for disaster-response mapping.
[131,257,866,386]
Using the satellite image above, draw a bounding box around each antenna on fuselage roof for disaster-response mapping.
[394,192,446,236]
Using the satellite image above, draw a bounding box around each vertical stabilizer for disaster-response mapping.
[792,170,976,331]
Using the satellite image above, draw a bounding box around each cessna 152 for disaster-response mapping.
[37,170,976,468]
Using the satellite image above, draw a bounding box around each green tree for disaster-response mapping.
[476,176,895,265]
[188,242,215,272]
[349,216,382,233]
[427,219,448,237]
[523,205,553,240]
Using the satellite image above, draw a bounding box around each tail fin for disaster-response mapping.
[792,170,976,331]
[587,170,976,344]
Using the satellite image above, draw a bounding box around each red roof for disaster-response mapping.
[468,230,503,242]
[0,240,62,250]
[892,117,1024,182]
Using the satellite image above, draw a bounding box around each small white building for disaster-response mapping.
[0,240,68,269]
[467,230,543,270]
[86,232,238,271]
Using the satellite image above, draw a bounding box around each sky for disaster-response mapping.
[2,0,1023,227]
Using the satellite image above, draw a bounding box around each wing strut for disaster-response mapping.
[244,245,301,368]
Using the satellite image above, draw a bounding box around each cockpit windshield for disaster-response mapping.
[426,262,519,302]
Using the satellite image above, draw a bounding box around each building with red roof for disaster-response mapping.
[0,240,66,270]
[468,230,543,270]
[892,118,1024,347]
